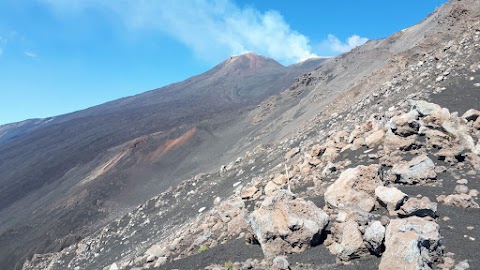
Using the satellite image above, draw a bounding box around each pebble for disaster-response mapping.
[456,179,468,185]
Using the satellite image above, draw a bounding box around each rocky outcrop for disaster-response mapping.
[248,190,329,257]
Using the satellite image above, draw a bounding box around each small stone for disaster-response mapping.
[264,181,279,195]
[469,189,479,197]
[285,147,300,160]
[443,216,450,221]
[454,185,469,194]
[272,256,290,270]
[198,207,206,213]
[241,186,259,200]
[272,174,288,185]
[456,179,468,185]
[467,226,474,230]
[154,257,167,267]
[453,260,470,270]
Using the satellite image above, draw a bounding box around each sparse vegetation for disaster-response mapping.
[224,260,234,270]
[197,245,208,254]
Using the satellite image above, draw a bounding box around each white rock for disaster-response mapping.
[375,186,408,212]
[410,100,442,116]
[272,256,290,270]
[363,221,386,254]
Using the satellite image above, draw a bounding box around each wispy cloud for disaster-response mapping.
[320,34,368,55]
[24,50,38,58]
[42,0,369,63]
[42,0,318,64]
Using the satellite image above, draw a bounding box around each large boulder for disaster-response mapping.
[379,217,442,270]
[325,165,382,212]
[248,190,329,257]
[391,155,436,184]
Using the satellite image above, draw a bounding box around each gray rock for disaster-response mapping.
[363,220,386,254]
[272,256,290,270]
[379,217,441,270]
[454,185,470,194]
[153,257,167,267]
[454,260,470,270]
[391,155,436,184]
[410,100,442,116]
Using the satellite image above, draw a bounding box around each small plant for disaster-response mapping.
[224,260,234,270]
[447,132,456,138]
[197,245,208,254]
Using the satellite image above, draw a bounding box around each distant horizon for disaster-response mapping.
[0,0,448,125]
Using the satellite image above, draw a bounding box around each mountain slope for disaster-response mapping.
[18,0,480,269]
[0,53,327,269]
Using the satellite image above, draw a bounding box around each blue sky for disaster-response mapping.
[0,0,447,125]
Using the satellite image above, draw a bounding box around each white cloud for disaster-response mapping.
[42,0,317,64]
[24,51,38,58]
[325,34,368,54]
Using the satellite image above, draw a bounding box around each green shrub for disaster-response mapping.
[224,260,234,270]
[197,245,208,254]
